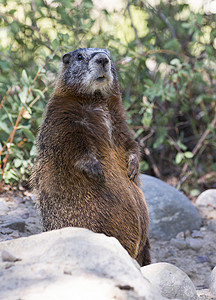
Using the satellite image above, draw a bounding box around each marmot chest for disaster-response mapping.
[82,106,113,142]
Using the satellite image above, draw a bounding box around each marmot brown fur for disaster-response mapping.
[31,48,151,266]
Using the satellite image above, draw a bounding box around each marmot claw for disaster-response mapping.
[127,154,139,181]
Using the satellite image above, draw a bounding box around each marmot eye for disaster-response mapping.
[77,54,83,61]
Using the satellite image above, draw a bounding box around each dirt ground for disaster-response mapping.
[0,188,216,299]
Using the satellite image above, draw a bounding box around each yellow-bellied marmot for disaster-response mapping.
[31,48,151,266]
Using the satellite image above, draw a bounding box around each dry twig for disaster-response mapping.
[178,108,216,186]
[144,148,161,178]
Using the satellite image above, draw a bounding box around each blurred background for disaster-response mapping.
[0,0,215,196]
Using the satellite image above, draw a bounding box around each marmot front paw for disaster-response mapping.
[127,154,139,181]
[75,155,105,183]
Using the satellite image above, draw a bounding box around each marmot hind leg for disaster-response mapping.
[136,237,151,266]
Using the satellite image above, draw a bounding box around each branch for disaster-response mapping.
[144,148,161,178]
[157,10,177,40]
[0,86,13,111]
[29,82,54,108]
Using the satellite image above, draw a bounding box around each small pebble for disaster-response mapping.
[176,230,190,239]
[186,238,202,251]
[21,213,30,219]
[176,232,185,239]
[64,269,72,275]
[31,195,36,202]
[191,230,204,238]
[0,228,13,235]
[1,249,21,262]
[170,238,187,250]
[207,220,216,232]
[162,249,176,259]
[15,197,25,204]
[195,256,210,263]
[10,231,20,238]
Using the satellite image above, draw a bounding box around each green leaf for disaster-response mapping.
[139,160,149,172]
[184,151,194,158]
[11,21,19,34]
[18,126,35,142]
[14,159,22,168]
[141,115,152,128]
[170,58,181,66]
[134,128,144,139]
[153,135,165,149]
[30,145,37,157]
[21,70,29,85]
[2,104,14,126]
[182,22,191,29]
[0,121,11,134]
[52,38,60,51]
[18,86,29,104]
[33,88,45,99]
[190,189,200,197]
[8,9,17,14]
[83,0,93,8]
[4,168,19,183]
[176,141,187,151]
[175,152,184,164]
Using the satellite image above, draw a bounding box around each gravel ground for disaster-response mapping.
[0,189,215,299]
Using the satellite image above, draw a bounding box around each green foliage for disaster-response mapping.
[0,0,215,192]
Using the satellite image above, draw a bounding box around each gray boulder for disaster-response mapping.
[140,174,202,240]
[0,227,175,300]
[141,262,198,300]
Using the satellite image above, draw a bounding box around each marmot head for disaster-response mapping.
[56,48,119,97]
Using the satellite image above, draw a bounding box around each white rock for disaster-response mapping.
[0,227,175,300]
[196,189,216,208]
[210,266,216,296]
[141,262,198,300]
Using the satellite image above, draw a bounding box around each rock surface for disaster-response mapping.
[141,262,198,300]
[210,266,216,296]
[140,174,202,240]
[0,227,176,300]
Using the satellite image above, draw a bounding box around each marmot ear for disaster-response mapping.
[62,52,71,64]
[104,49,110,56]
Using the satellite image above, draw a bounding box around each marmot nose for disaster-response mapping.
[96,56,109,67]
